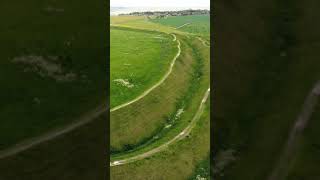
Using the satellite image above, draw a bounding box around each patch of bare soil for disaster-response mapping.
[12,55,78,82]
[44,6,65,13]
[113,79,134,88]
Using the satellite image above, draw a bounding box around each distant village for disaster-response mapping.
[119,9,210,19]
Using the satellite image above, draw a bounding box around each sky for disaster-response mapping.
[110,0,210,8]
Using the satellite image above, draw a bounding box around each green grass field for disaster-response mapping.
[0,0,107,150]
[110,14,210,179]
[111,99,210,180]
[111,35,210,157]
[110,27,176,108]
[111,34,196,152]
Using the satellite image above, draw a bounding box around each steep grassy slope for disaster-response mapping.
[111,100,210,180]
[111,35,210,157]
[111,34,195,153]
[110,14,210,179]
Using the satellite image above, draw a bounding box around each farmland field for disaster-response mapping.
[110,12,210,179]
[151,15,210,36]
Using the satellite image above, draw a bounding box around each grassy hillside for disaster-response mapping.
[111,100,210,180]
[110,27,176,107]
[111,35,209,158]
[110,14,210,179]
[0,0,107,150]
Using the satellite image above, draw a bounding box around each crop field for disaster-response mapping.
[110,13,210,179]
[110,27,176,108]
[151,15,210,36]
[0,0,107,151]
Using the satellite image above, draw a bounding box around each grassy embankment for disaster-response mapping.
[111,99,210,180]
[110,15,210,179]
[111,35,209,160]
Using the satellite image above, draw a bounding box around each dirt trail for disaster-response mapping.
[0,103,107,159]
[110,87,210,167]
[197,37,210,47]
[175,23,191,29]
[267,81,320,180]
[110,33,181,112]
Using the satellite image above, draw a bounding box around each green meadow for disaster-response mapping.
[110,14,210,180]
[110,27,176,108]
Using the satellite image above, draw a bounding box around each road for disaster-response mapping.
[110,87,210,167]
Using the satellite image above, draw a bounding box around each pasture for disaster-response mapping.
[110,13,210,179]
[111,35,209,156]
[110,27,176,108]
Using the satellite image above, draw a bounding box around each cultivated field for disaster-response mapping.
[110,13,210,179]
[151,15,210,37]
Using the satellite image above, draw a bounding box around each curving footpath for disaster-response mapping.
[0,103,107,159]
[197,37,210,47]
[110,87,210,167]
[267,81,320,180]
[110,33,181,112]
